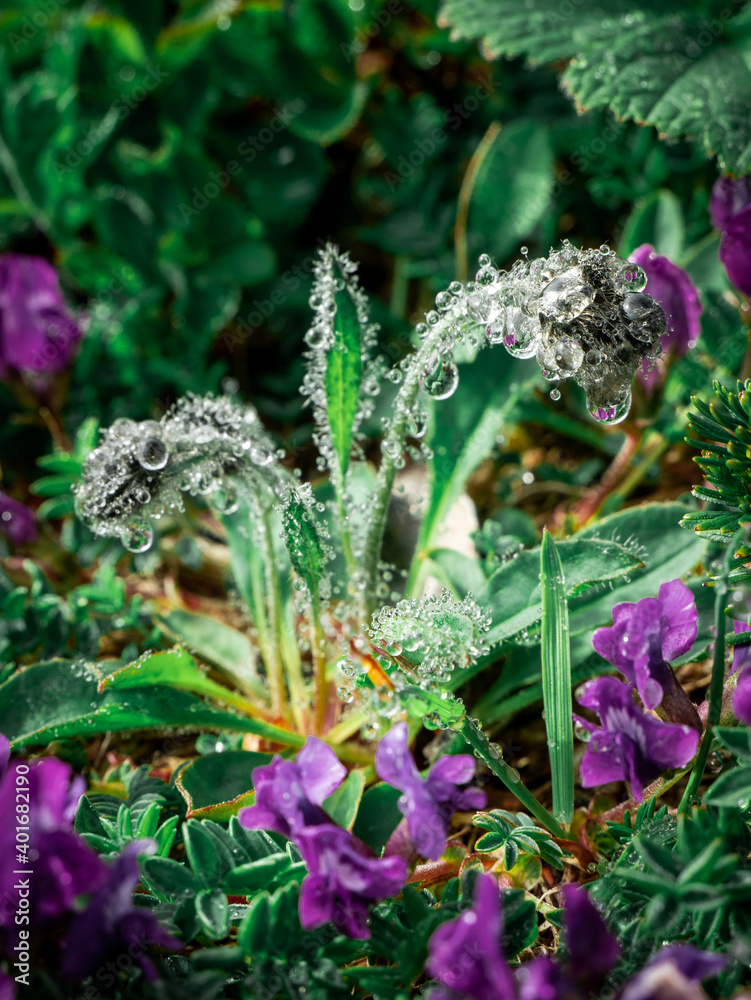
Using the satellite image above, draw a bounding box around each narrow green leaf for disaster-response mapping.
[325,286,362,478]
[540,530,574,825]
[703,765,751,807]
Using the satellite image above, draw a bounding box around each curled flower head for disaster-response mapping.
[574,677,699,801]
[628,245,702,393]
[0,254,81,385]
[0,490,36,545]
[592,579,698,710]
[295,824,407,939]
[710,174,751,297]
[73,393,284,551]
[238,736,346,838]
[375,721,485,860]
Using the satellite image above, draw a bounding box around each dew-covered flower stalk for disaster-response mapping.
[357,243,665,608]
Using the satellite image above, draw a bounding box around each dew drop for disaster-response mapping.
[420,361,459,400]
[587,390,632,425]
[137,437,168,471]
[121,520,153,553]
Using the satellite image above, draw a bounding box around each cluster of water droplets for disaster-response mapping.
[73,393,287,552]
[412,243,665,425]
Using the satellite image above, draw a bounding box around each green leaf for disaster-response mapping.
[425,549,487,599]
[540,531,574,825]
[482,537,642,646]
[323,769,365,831]
[141,856,202,901]
[282,496,325,594]
[467,119,555,263]
[715,727,751,763]
[619,190,685,260]
[352,783,403,855]
[183,819,237,889]
[416,351,530,563]
[175,750,272,819]
[156,609,266,701]
[195,888,230,941]
[439,0,751,173]
[325,286,362,479]
[0,658,304,750]
[703,765,751,807]
[504,839,520,869]
[224,854,293,894]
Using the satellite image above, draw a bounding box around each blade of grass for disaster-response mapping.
[540,528,574,826]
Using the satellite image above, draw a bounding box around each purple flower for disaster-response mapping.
[710,175,751,297]
[733,667,751,726]
[295,824,407,940]
[0,492,36,545]
[427,874,515,1000]
[61,840,181,980]
[560,884,620,985]
[0,254,81,384]
[619,944,726,1000]
[238,736,346,838]
[629,246,702,393]
[0,739,104,927]
[574,677,699,801]
[375,722,486,860]
[731,616,751,676]
[592,579,698,711]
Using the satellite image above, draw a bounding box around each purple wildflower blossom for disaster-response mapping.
[710,175,751,297]
[619,944,726,1000]
[629,246,702,393]
[295,824,407,940]
[238,736,346,838]
[61,840,181,980]
[733,667,751,726]
[574,677,699,801]
[560,884,620,984]
[0,491,36,545]
[375,722,486,861]
[427,874,515,1000]
[0,737,103,927]
[0,254,81,384]
[731,616,751,676]
[592,579,698,711]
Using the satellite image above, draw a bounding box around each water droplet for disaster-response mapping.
[550,387,561,401]
[420,361,459,400]
[137,437,168,471]
[212,487,239,515]
[587,390,632,425]
[622,292,656,321]
[539,271,593,321]
[121,520,153,553]
[617,263,647,292]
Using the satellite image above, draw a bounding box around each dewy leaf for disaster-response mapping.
[439,0,751,173]
[540,531,574,825]
[322,770,365,830]
[176,750,273,819]
[481,537,642,646]
[325,283,362,479]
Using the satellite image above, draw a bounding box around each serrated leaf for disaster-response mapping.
[439,0,751,173]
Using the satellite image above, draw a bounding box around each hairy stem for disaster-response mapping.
[460,717,567,840]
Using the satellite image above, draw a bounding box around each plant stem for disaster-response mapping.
[259,509,288,723]
[455,121,502,282]
[678,534,739,815]
[460,717,567,840]
[310,580,329,734]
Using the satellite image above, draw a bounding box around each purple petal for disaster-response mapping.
[428,754,477,788]
[621,944,726,1000]
[733,666,751,726]
[516,955,565,1000]
[642,714,699,772]
[427,875,515,1000]
[375,722,422,791]
[299,873,336,929]
[657,579,698,662]
[719,211,751,296]
[297,736,347,804]
[630,245,702,390]
[579,730,631,789]
[0,735,9,780]
[561,884,619,980]
[731,618,751,675]
[710,175,751,232]
[0,491,37,546]
[0,969,14,1000]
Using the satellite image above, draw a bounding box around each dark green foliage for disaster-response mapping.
[439,0,751,173]
[473,809,571,869]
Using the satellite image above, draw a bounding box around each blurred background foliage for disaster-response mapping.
[0,0,743,502]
